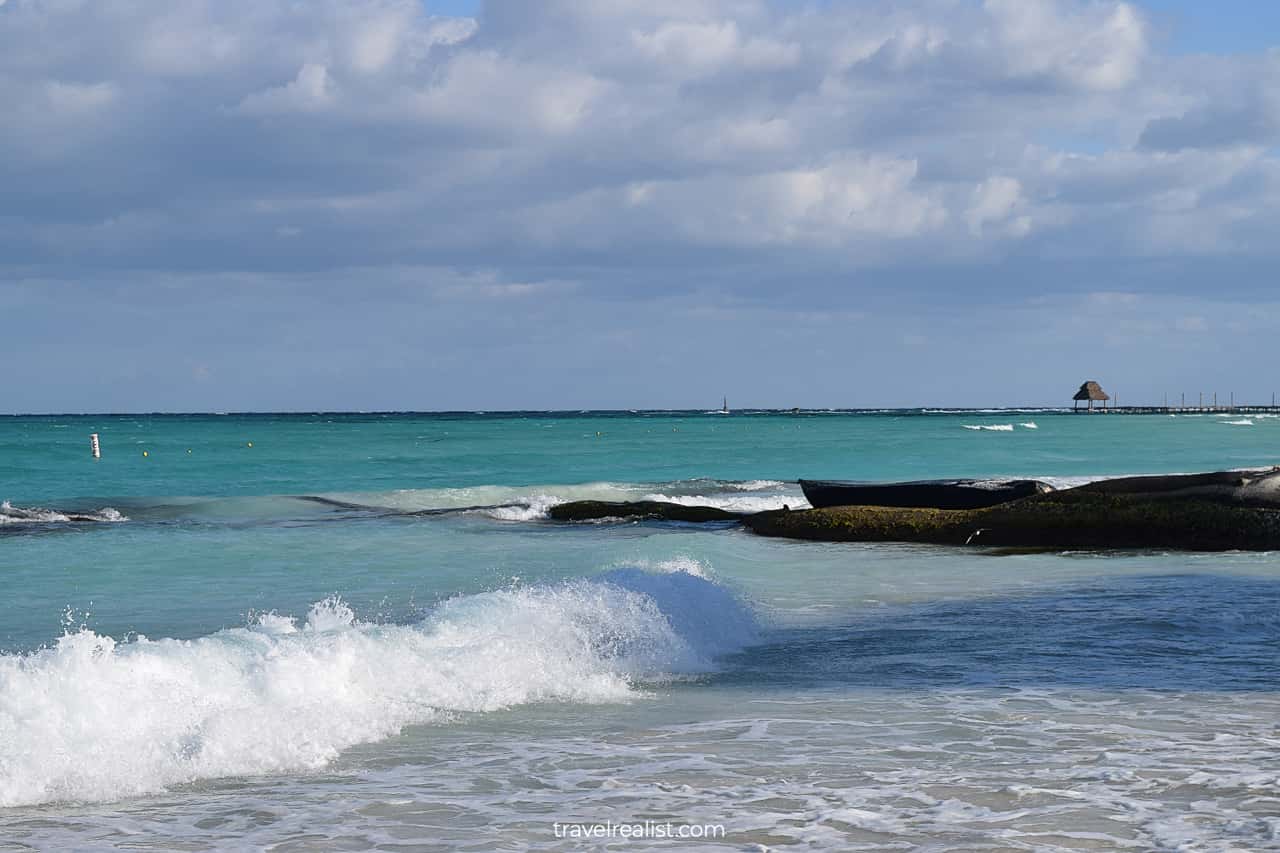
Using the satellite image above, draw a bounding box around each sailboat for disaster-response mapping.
[721,396,729,414]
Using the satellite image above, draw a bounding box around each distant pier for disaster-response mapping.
[1069,379,1280,414]
[1072,405,1280,415]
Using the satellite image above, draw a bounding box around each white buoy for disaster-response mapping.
[90,433,101,459]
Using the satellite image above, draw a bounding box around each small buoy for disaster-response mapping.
[89,433,101,459]
[142,450,149,458]
[246,441,253,448]
[187,449,192,454]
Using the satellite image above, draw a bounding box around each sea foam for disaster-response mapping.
[321,479,806,521]
[0,568,756,808]
[0,502,127,525]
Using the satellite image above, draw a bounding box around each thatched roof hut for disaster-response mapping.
[1073,380,1110,411]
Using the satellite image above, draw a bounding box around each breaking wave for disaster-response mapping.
[0,566,757,808]
[324,479,804,519]
[0,501,127,526]
[1,480,805,530]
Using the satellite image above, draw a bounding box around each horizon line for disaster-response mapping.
[0,404,1236,417]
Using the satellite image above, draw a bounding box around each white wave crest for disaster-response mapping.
[322,480,804,521]
[725,480,787,491]
[1224,419,1254,426]
[642,492,806,513]
[58,481,806,527]
[0,568,756,808]
[481,495,566,522]
[962,424,1015,432]
[333,482,646,513]
[1019,422,1038,429]
[485,490,806,520]
[607,556,714,579]
[0,501,127,525]
[337,481,806,520]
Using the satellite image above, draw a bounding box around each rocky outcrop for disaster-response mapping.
[547,500,743,523]
[799,478,1053,510]
[744,489,1280,550]
[1073,467,1280,508]
[547,468,1280,551]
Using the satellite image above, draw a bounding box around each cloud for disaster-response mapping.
[238,63,334,115]
[1137,54,1280,151]
[965,176,1029,236]
[3,1,1280,410]
[43,79,118,115]
[984,0,1146,91]
[630,19,799,74]
[2,0,1274,287]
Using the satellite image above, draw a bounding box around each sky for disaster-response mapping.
[3,0,1280,412]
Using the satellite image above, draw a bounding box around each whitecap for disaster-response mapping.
[0,570,758,808]
[0,501,128,525]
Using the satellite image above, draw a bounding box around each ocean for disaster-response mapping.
[1,410,1278,850]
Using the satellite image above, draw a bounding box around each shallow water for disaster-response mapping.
[2,411,1278,850]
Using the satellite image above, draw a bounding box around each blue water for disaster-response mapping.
[7,409,1280,502]
[2,411,1278,850]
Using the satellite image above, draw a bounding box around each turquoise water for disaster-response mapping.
[2,411,1279,850]
[8,409,1280,502]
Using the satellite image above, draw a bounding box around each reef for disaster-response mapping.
[547,500,743,523]
[799,478,1053,510]
[549,468,1280,551]
[744,490,1280,550]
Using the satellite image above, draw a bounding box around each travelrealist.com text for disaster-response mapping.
[552,821,727,840]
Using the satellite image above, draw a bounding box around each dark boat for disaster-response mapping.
[798,478,1053,510]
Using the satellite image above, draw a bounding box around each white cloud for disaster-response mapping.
[965,176,1029,237]
[0,0,1278,293]
[238,63,334,115]
[984,0,1146,90]
[514,154,946,254]
[44,79,117,115]
[631,19,798,74]
[346,8,410,74]
[397,51,608,135]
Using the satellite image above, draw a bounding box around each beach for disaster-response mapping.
[2,410,1279,850]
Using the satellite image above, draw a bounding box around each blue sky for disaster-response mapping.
[1140,0,1280,54]
[3,0,1280,412]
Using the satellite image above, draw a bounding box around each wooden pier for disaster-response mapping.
[1074,405,1280,415]
[1069,380,1280,414]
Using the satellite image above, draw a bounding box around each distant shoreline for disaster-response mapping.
[0,406,1196,418]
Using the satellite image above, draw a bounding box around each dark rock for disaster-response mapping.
[547,468,1280,550]
[799,478,1054,510]
[547,500,743,523]
[745,488,1280,550]
[744,504,972,545]
[1074,466,1280,508]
